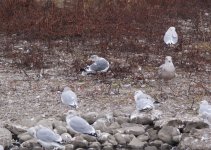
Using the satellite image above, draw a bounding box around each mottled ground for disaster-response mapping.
[0,32,210,127]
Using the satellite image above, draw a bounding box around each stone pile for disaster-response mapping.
[0,109,210,150]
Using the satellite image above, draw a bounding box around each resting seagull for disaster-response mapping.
[66,112,97,137]
[134,90,154,111]
[27,125,64,150]
[199,100,211,123]
[61,87,78,109]
[164,27,178,45]
[82,55,109,76]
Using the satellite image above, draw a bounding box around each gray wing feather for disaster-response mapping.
[61,90,77,106]
[89,59,109,72]
[36,128,61,142]
[67,116,95,134]
[172,31,178,44]
[135,94,154,110]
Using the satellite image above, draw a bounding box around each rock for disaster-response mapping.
[93,118,109,132]
[179,128,211,150]
[124,134,135,143]
[0,127,12,148]
[54,125,67,135]
[65,144,74,150]
[19,116,42,127]
[107,135,117,145]
[115,116,129,124]
[137,133,149,142]
[98,132,111,143]
[36,118,54,129]
[147,128,158,141]
[124,126,145,136]
[121,122,140,128]
[81,134,97,142]
[149,140,163,148]
[166,119,184,129]
[130,110,162,125]
[89,142,101,150]
[158,126,181,145]
[160,143,172,150]
[113,110,126,117]
[102,141,113,150]
[61,133,72,143]
[18,132,32,142]
[4,123,27,135]
[71,136,88,148]
[107,122,121,134]
[53,120,67,134]
[114,133,127,145]
[20,139,41,149]
[81,112,99,124]
[128,137,147,149]
[144,146,158,150]
[183,121,209,133]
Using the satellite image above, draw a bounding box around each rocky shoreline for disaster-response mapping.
[0,108,210,150]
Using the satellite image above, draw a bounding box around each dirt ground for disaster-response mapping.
[0,30,210,127]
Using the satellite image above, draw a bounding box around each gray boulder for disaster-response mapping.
[124,126,145,136]
[158,126,181,145]
[81,112,99,124]
[17,132,32,142]
[179,128,211,150]
[145,146,158,150]
[89,142,101,150]
[114,133,127,145]
[128,137,147,149]
[147,128,158,141]
[71,136,88,148]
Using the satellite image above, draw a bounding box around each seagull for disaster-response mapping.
[164,27,178,45]
[66,112,97,137]
[134,90,154,111]
[199,100,211,117]
[81,55,110,76]
[0,145,3,150]
[27,125,64,150]
[61,87,78,109]
[158,56,175,81]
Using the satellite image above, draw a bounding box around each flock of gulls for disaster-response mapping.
[1,27,209,150]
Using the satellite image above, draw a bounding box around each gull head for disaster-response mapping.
[169,26,176,31]
[63,87,71,92]
[89,55,99,61]
[27,125,42,138]
[135,90,143,96]
[165,56,173,64]
[200,100,209,105]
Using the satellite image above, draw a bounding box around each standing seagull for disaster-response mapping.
[134,90,154,111]
[66,112,97,137]
[61,87,78,109]
[27,125,64,150]
[164,27,178,45]
[158,56,175,81]
[82,55,110,76]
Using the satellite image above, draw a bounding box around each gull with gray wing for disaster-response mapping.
[164,26,178,45]
[27,125,64,150]
[66,112,97,137]
[82,55,109,75]
[158,56,175,81]
[61,87,78,109]
[134,90,154,111]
